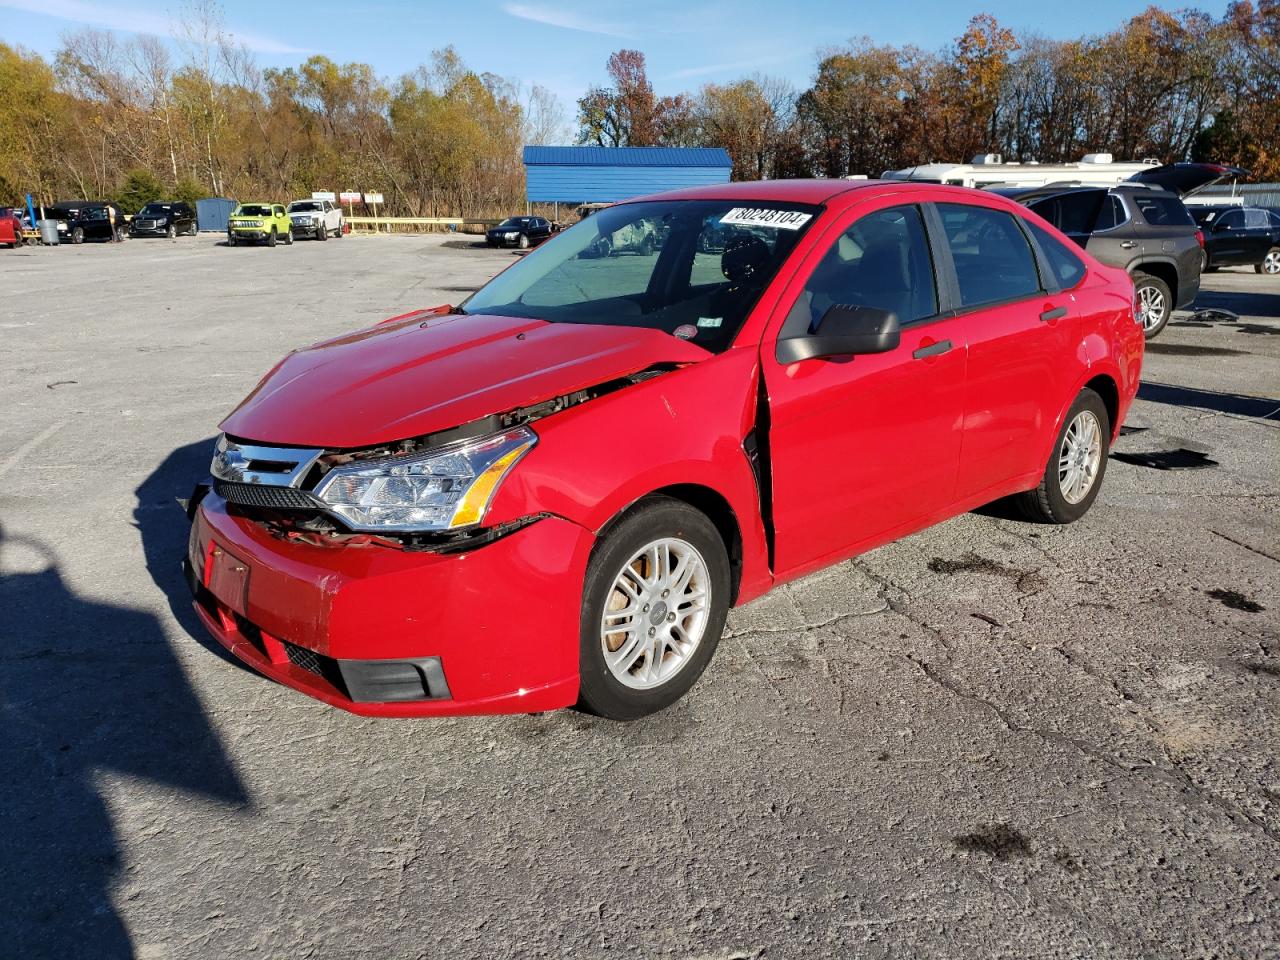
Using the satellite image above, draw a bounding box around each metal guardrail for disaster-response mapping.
[345,216,502,233]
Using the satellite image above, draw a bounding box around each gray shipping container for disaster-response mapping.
[196,197,237,233]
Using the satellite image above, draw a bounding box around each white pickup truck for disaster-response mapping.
[287,199,344,241]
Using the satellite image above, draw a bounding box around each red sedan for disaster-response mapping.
[187,179,1143,720]
[0,208,26,247]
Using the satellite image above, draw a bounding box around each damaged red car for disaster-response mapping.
[187,179,1143,720]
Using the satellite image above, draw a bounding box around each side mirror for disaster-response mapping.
[776,304,901,363]
[1213,221,1230,232]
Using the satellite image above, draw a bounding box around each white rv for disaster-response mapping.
[880,153,1161,189]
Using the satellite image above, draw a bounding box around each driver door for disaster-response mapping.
[762,201,968,579]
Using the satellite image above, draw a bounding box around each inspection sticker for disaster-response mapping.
[720,207,813,231]
[697,316,723,328]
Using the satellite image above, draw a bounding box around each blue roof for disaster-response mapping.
[523,146,732,168]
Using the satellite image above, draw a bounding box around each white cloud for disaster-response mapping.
[666,55,788,80]
[502,3,629,37]
[0,0,308,54]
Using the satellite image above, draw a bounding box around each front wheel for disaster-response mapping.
[71,226,84,244]
[167,223,177,239]
[578,497,731,720]
[318,224,327,241]
[1257,248,1280,275]
[267,228,277,248]
[517,233,530,249]
[1016,388,1110,524]
[1134,273,1172,339]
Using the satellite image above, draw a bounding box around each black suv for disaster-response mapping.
[61,202,129,244]
[996,163,1246,338]
[1190,205,1280,275]
[130,201,198,238]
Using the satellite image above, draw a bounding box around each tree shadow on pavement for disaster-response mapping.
[1137,381,1280,421]
[0,523,249,960]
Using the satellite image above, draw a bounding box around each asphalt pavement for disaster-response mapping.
[0,233,1276,959]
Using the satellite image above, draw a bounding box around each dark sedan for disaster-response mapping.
[130,201,198,238]
[1191,205,1280,274]
[486,216,553,249]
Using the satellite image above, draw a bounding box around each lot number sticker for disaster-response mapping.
[720,208,812,230]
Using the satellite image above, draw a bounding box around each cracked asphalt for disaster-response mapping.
[1,234,1277,959]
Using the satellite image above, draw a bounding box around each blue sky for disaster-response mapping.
[3,0,1195,122]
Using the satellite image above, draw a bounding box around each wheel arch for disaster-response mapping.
[1083,373,1120,439]
[1129,258,1178,296]
[648,484,744,605]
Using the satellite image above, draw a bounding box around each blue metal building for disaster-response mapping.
[196,197,237,232]
[523,147,733,204]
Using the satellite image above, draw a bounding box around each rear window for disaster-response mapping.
[1027,222,1086,289]
[938,204,1042,307]
[1132,194,1194,227]
[1245,208,1270,229]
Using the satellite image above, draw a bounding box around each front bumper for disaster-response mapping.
[131,223,171,236]
[188,493,591,716]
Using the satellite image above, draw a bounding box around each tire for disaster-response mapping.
[188,221,198,236]
[640,235,654,256]
[1133,272,1172,339]
[318,224,327,241]
[167,223,177,239]
[577,497,731,720]
[336,221,343,238]
[268,228,277,248]
[1257,248,1280,275]
[285,228,294,246]
[518,233,529,249]
[227,233,236,247]
[1016,388,1110,525]
[71,226,84,244]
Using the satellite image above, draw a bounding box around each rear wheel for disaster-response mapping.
[1257,248,1280,275]
[1016,388,1110,524]
[1134,273,1172,339]
[578,497,731,720]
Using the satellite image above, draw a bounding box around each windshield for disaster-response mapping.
[463,199,820,353]
[140,204,173,215]
[237,205,271,217]
[289,202,320,212]
[498,217,531,228]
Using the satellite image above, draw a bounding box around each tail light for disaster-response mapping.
[1195,229,1205,248]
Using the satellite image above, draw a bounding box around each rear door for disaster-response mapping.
[1207,208,1246,263]
[935,202,1080,500]
[763,200,969,576]
[1243,208,1274,263]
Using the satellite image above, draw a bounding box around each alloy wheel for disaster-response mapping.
[1264,251,1280,275]
[600,537,711,691]
[1137,284,1166,332]
[1059,410,1103,505]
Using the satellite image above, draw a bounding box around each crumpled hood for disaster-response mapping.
[219,312,710,448]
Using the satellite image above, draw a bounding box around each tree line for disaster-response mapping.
[3,2,1279,217]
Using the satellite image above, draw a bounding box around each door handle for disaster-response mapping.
[1040,307,1068,323]
[1120,240,1137,249]
[912,339,952,359]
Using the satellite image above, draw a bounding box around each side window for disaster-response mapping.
[1094,195,1128,232]
[1028,192,1104,235]
[1216,209,1244,230]
[1026,222,1086,289]
[1244,208,1269,229]
[796,205,938,331]
[1270,211,1280,229]
[938,203,1042,307]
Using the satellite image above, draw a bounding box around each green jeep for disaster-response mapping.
[227,203,294,247]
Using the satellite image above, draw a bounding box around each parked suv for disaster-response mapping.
[1191,205,1280,274]
[227,203,293,246]
[186,180,1143,720]
[997,163,1246,338]
[287,199,344,241]
[130,201,197,238]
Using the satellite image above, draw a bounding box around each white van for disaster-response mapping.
[881,153,1162,190]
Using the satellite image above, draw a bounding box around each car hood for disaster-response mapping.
[1127,163,1250,197]
[219,312,711,448]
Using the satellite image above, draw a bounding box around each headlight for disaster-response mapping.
[314,427,536,532]
[505,231,518,238]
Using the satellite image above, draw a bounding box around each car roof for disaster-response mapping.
[634,178,893,205]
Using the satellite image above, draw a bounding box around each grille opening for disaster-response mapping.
[281,639,350,696]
